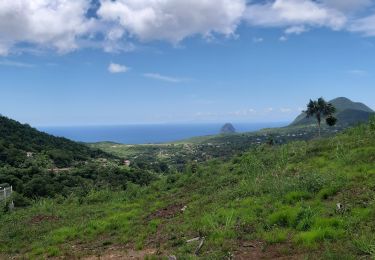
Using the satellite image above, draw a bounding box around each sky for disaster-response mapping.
[0,0,375,126]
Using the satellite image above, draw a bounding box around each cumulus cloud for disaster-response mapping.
[319,0,372,12]
[0,0,94,55]
[108,62,129,73]
[285,25,308,35]
[350,14,375,36]
[2,0,375,56]
[245,0,346,30]
[97,0,246,44]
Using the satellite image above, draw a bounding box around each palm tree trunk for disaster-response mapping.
[317,114,322,138]
[318,121,321,137]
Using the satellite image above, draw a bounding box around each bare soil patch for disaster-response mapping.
[147,203,184,220]
[29,215,60,225]
[82,248,159,260]
[234,241,305,260]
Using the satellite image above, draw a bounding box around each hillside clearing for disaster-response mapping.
[0,118,374,259]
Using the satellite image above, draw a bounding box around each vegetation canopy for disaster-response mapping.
[304,97,337,136]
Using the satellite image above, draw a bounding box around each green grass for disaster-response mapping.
[1,118,375,258]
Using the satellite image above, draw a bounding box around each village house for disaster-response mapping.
[123,160,131,167]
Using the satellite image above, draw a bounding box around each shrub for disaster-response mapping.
[294,227,344,247]
[268,207,300,228]
[317,186,339,200]
[12,192,31,207]
[284,191,312,204]
[263,229,289,244]
[353,235,375,257]
[268,206,315,231]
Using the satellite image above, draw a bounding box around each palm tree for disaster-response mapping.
[304,97,337,137]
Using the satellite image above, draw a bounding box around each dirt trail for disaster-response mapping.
[82,248,158,260]
[234,241,305,260]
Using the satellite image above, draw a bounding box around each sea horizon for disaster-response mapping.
[38,121,289,145]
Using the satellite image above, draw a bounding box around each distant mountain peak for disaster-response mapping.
[290,97,374,127]
[330,97,351,102]
[220,123,236,134]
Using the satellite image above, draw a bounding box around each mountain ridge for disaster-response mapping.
[291,97,374,127]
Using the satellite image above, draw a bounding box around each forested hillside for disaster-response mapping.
[1,117,374,259]
[0,115,110,168]
[0,115,156,201]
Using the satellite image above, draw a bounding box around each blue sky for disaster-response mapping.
[0,0,375,126]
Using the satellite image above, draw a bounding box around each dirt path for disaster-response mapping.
[82,248,159,260]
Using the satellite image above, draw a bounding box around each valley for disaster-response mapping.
[0,97,374,259]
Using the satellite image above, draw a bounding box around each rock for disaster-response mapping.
[186,237,200,243]
[220,123,236,134]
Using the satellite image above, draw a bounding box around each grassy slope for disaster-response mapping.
[1,119,375,259]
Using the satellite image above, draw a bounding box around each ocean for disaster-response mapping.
[38,122,287,144]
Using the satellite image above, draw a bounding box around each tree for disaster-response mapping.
[305,97,337,137]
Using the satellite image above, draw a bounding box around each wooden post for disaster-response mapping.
[10,186,14,210]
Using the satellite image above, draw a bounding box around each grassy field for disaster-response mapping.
[1,118,375,259]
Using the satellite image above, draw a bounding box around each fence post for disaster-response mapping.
[10,186,14,210]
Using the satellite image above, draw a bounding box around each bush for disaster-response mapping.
[294,227,344,247]
[263,229,288,244]
[284,191,312,204]
[268,206,315,231]
[353,235,375,257]
[12,192,31,207]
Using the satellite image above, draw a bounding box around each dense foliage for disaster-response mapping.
[0,164,156,202]
[0,115,111,168]
[0,117,374,259]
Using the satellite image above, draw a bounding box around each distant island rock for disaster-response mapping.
[220,123,236,134]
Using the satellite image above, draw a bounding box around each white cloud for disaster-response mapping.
[2,0,375,56]
[253,37,264,43]
[285,25,308,35]
[97,0,246,44]
[0,0,94,55]
[0,60,35,68]
[347,69,368,76]
[108,62,129,73]
[228,108,257,117]
[280,107,292,113]
[350,14,375,36]
[279,36,288,41]
[245,0,346,30]
[319,0,372,12]
[143,73,185,83]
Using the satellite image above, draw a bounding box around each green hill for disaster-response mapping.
[291,97,374,127]
[1,118,374,259]
[0,115,109,168]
